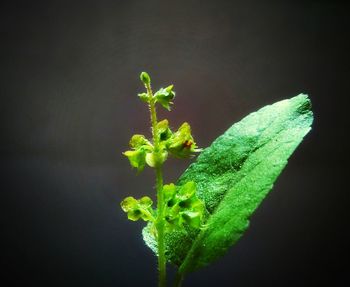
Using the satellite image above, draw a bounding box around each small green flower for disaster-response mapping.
[121,196,155,221]
[154,85,175,111]
[124,134,153,172]
[138,92,150,103]
[168,122,201,158]
[123,149,147,172]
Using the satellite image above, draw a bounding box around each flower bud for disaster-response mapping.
[140,71,151,85]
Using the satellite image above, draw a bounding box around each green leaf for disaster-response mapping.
[143,94,313,273]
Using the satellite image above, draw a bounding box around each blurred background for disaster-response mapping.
[1,0,348,286]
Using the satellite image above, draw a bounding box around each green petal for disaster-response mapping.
[177,181,196,200]
[127,209,142,221]
[163,183,177,202]
[129,134,151,149]
[138,92,149,103]
[181,211,201,228]
[139,196,153,208]
[140,211,154,221]
[121,196,138,212]
[124,149,146,172]
[165,84,174,93]
[145,151,168,167]
[157,119,173,141]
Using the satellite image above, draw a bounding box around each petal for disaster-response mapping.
[121,196,138,212]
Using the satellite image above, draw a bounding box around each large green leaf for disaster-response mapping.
[143,94,313,273]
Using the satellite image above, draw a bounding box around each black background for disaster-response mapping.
[1,0,349,286]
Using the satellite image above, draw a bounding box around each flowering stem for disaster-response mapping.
[156,166,166,287]
[173,271,184,287]
[146,82,166,287]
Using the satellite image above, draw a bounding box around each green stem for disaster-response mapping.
[156,166,166,287]
[146,83,158,151]
[146,82,166,287]
[173,272,184,287]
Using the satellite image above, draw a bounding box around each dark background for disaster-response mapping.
[1,0,349,286]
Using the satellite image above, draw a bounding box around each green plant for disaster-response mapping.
[121,72,313,287]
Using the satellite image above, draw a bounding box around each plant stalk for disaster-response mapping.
[156,166,166,287]
[146,82,167,287]
[173,272,184,287]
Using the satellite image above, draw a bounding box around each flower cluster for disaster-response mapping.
[120,72,204,236]
[120,182,205,231]
[123,73,200,172]
[163,181,204,230]
[123,120,200,172]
